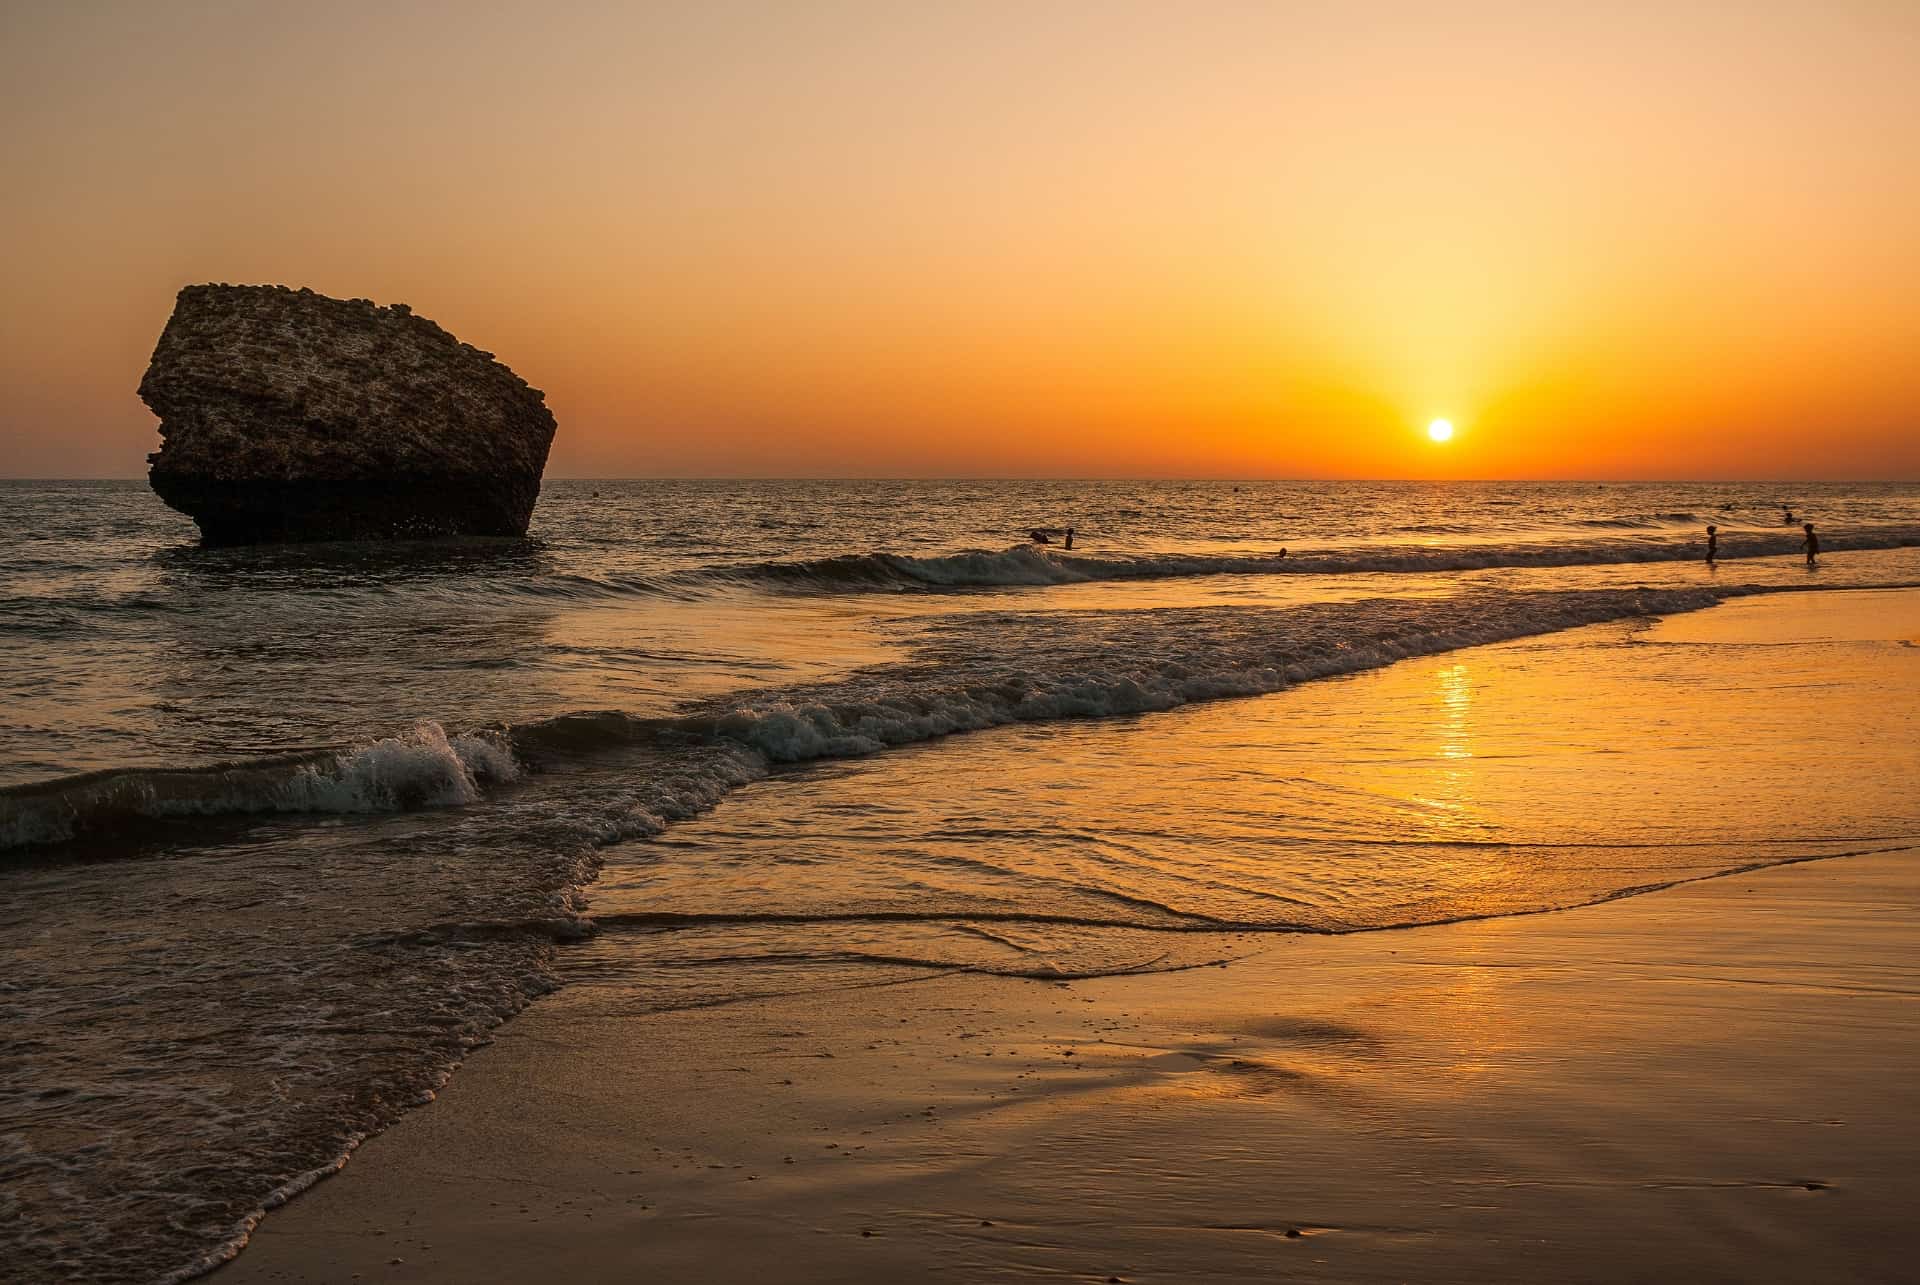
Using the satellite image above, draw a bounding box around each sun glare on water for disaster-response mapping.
[1427,418,1455,443]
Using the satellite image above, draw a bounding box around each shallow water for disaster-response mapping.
[3,479,1919,1283]
[6,479,1918,789]
[574,607,1920,1007]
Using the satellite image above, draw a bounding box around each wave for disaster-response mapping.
[1567,511,1705,529]
[590,839,1919,940]
[669,585,1725,762]
[357,839,1919,992]
[649,523,1920,596]
[1397,512,1710,536]
[0,723,518,850]
[10,525,1918,624]
[5,583,1744,855]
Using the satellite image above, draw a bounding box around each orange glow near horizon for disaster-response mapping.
[1,2,1916,479]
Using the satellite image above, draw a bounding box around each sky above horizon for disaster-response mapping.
[2,1,1917,480]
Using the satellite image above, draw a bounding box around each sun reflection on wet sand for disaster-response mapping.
[574,589,1920,1004]
[1410,659,1482,843]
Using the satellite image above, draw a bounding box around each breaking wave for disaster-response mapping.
[11,526,1918,624]
[4,584,1735,855]
[0,723,519,850]
[628,523,1920,597]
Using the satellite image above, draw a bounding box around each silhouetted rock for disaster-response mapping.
[140,284,557,544]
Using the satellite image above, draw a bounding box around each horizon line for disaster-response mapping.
[4,475,1914,486]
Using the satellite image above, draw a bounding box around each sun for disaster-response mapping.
[1427,418,1455,443]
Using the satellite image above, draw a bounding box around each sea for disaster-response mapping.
[4,478,1920,1283]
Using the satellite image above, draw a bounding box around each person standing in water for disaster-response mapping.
[1063,527,1074,550]
[1804,522,1819,566]
[1705,524,1718,564]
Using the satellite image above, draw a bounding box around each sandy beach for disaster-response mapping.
[217,589,1920,1285]
[219,848,1920,1285]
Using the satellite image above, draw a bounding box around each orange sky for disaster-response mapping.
[2,1,1916,479]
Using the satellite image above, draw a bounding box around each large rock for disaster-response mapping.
[140,284,557,544]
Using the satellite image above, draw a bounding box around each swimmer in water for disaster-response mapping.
[1029,528,1051,545]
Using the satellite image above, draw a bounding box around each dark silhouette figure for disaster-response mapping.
[1783,505,1795,524]
[1804,522,1819,565]
[1064,527,1075,550]
[1705,524,1718,563]
[1029,528,1051,545]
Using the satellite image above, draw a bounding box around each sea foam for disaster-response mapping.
[0,580,1882,856]
[0,723,519,850]
[665,524,1920,596]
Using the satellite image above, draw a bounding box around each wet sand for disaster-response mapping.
[219,844,1920,1284]
[213,588,1920,1284]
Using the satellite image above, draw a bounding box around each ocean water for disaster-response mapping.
[4,478,1920,1283]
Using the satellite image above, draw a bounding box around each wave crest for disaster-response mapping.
[0,723,519,851]
[675,524,1920,596]
[2,580,1884,856]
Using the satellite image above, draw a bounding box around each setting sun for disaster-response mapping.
[1428,419,1456,443]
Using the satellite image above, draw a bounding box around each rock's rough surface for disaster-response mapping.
[140,284,557,543]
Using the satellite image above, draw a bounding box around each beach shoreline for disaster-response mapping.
[212,586,1920,1284]
[14,565,1913,1285]
[216,845,1920,1284]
